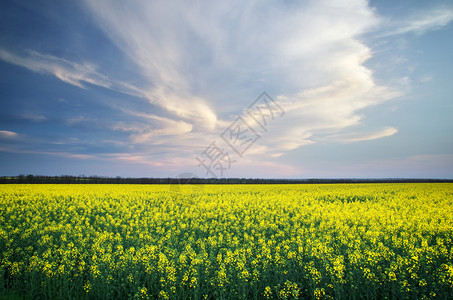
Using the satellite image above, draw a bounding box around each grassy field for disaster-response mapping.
[0,183,452,299]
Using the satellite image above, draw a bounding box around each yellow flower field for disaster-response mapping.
[1,183,452,299]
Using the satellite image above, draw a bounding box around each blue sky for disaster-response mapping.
[0,0,452,178]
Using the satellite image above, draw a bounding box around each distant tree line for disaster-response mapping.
[0,175,452,184]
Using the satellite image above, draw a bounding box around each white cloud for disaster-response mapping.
[324,127,398,143]
[0,130,18,139]
[419,75,433,83]
[83,0,221,130]
[111,116,193,144]
[0,49,111,89]
[21,114,48,122]
[0,45,218,134]
[398,9,453,35]
[378,8,453,37]
[0,144,96,160]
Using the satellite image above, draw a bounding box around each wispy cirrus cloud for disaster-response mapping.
[20,114,48,122]
[111,118,193,145]
[323,127,398,143]
[379,8,453,37]
[0,130,19,139]
[0,49,111,89]
[0,46,217,133]
[0,140,95,160]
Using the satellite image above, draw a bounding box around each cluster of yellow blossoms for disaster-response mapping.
[1,183,452,299]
